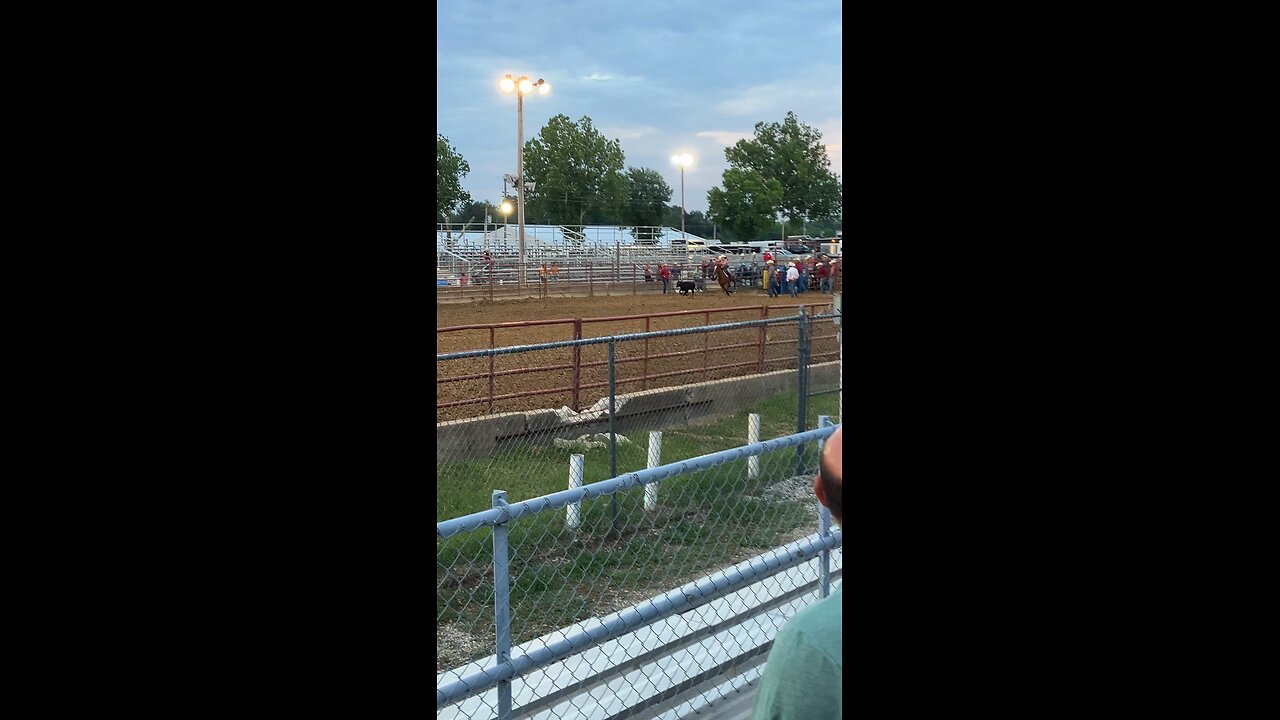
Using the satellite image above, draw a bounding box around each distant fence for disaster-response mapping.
[436,420,842,720]
[436,255,842,303]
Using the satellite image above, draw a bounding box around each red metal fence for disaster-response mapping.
[437,303,839,418]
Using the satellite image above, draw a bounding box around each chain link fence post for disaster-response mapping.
[609,339,618,534]
[817,415,834,598]
[492,489,513,720]
[796,306,808,476]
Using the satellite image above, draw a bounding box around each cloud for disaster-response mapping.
[714,73,840,118]
[696,130,753,147]
[813,118,843,176]
[582,72,614,81]
[600,125,659,140]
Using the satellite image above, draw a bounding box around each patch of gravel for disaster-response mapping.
[437,623,490,672]
[750,475,819,511]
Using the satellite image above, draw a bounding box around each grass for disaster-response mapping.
[436,391,839,665]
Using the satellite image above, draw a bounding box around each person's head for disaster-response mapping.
[813,425,842,525]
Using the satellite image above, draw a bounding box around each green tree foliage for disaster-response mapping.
[622,167,673,241]
[436,134,472,223]
[449,199,497,225]
[707,168,784,241]
[723,111,841,224]
[664,205,719,240]
[522,115,626,235]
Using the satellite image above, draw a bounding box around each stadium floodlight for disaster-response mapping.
[499,74,551,288]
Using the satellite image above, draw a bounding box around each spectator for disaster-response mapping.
[816,262,830,293]
[658,263,671,294]
[751,424,843,720]
[550,262,560,282]
[539,263,548,285]
[763,260,775,298]
[786,262,800,298]
[459,272,469,287]
[644,264,653,282]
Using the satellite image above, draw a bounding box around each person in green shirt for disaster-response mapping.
[752,424,843,719]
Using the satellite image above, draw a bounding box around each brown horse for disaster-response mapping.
[714,265,737,295]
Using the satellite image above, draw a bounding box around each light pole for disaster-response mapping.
[671,153,692,241]
[500,73,550,288]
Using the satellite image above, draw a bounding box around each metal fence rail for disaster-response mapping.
[437,419,841,720]
[437,308,837,420]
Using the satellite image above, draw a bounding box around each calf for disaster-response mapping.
[676,279,697,296]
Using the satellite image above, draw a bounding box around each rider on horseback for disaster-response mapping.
[715,255,737,295]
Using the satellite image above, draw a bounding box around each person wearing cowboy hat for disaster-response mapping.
[785,262,800,298]
[763,259,776,297]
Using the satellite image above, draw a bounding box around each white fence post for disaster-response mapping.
[567,453,584,529]
[644,431,662,511]
[747,413,761,481]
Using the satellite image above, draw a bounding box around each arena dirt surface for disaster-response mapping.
[436,288,838,421]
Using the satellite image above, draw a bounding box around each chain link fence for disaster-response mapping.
[438,312,842,719]
[437,424,841,719]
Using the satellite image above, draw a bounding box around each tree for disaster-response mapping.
[522,115,627,236]
[664,205,718,240]
[621,167,672,242]
[723,111,841,225]
[437,134,472,224]
[685,210,717,240]
[450,199,496,226]
[707,168,784,241]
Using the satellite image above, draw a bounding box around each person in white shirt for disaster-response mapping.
[786,262,800,298]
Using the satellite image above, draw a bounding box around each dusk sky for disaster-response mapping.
[436,0,842,216]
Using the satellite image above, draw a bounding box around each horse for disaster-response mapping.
[714,265,737,295]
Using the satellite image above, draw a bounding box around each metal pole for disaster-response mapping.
[608,340,618,534]
[567,454,584,529]
[747,413,760,481]
[833,289,841,423]
[517,91,526,290]
[644,431,662,511]
[817,415,833,598]
[796,306,807,477]
[491,489,513,720]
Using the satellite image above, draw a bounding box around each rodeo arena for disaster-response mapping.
[437,222,842,720]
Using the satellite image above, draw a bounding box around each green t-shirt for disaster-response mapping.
[751,586,842,720]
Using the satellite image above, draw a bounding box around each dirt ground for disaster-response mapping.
[436,288,838,421]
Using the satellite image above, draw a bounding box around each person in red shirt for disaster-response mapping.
[816,262,829,293]
[763,250,773,264]
[658,263,671,294]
